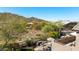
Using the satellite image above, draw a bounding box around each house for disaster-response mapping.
[72,22,79,46]
[72,22,79,31]
[52,22,79,51]
[60,22,77,36]
[64,22,77,30]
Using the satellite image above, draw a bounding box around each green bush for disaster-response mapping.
[48,31,60,39]
[42,25,53,32]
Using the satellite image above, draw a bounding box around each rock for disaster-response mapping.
[47,38,55,42]
[34,46,44,51]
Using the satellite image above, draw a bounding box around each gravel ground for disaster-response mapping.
[52,34,79,51]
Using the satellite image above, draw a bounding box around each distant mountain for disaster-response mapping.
[27,17,47,22]
[0,13,47,23]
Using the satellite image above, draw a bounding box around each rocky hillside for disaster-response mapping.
[0,13,48,45]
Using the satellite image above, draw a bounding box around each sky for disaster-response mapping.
[0,7,79,21]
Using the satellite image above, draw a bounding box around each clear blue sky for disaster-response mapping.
[0,7,79,21]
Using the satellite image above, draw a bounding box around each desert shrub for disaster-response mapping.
[48,31,60,39]
[42,25,53,32]
[26,39,33,47]
[42,21,64,33]
[36,33,48,41]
